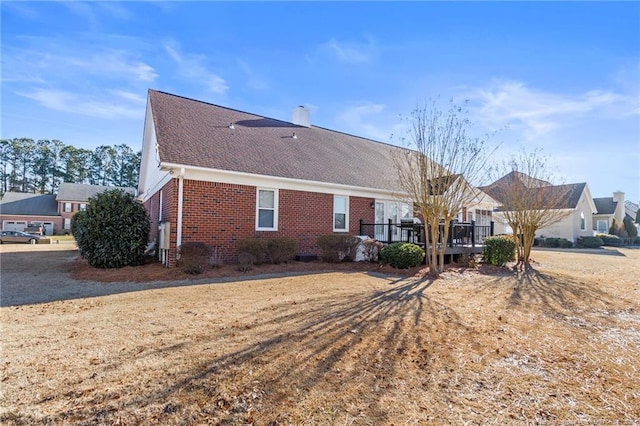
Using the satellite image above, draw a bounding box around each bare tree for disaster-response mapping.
[393,100,493,274]
[483,149,573,267]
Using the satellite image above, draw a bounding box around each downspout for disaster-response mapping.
[176,167,185,249]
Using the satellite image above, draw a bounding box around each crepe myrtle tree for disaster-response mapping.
[393,99,495,275]
[489,149,572,268]
[72,189,150,268]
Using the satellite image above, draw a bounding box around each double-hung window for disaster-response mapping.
[580,212,586,230]
[79,203,87,211]
[333,195,348,232]
[256,188,278,231]
[64,202,72,213]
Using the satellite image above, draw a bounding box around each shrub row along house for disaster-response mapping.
[0,183,135,235]
[138,90,500,267]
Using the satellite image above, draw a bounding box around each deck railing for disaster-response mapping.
[358,219,494,248]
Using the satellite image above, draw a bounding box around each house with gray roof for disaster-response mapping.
[480,172,597,242]
[1,183,136,235]
[138,90,499,266]
[0,192,60,235]
[56,183,136,232]
[592,191,626,234]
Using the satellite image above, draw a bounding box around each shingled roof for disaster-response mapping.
[0,192,58,216]
[149,90,406,191]
[481,172,586,210]
[56,183,135,202]
[593,197,617,215]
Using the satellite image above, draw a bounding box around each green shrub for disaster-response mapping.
[596,233,623,247]
[542,237,573,248]
[576,236,604,248]
[380,242,425,269]
[237,238,268,264]
[623,216,638,239]
[634,236,640,245]
[317,234,360,263]
[71,190,150,268]
[177,242,211,274]
[482,236,516,266]
[267,238,298,264]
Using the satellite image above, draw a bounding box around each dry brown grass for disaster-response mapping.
[1,247,638,425]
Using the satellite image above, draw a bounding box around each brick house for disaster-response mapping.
[1,183,135,235]
[138,90,428,267]
[56,183,136,233]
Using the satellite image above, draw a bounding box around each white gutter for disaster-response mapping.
[176,167,185,248]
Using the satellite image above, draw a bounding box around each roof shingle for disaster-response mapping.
[150,90,405,191]
[0,192,58,216]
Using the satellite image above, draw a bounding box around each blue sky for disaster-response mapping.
[2,1,639,202]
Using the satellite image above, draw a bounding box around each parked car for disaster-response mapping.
[0,230,42,244]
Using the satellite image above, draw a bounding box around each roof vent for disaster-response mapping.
[229,122,235,130]
[292,106,310,127]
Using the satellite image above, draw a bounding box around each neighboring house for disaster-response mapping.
[0,192,60,235]
[138,90,492,267]
[481,171,596,242]
[592,191,628,234]
[0,183,135,235]
[56,183,136,232]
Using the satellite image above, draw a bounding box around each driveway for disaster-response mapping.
[0,245,210,307]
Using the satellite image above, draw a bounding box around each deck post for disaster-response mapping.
[471,220,476,247]
[359,219,364,236]
[490,221,495,237]
[387,219,393,244]
[448,221,454,247]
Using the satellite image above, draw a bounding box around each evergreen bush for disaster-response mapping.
[623,216,638,239]
[595,233,623,247]
[71,190,150,268]
[542,237,573,248]
[380,242,425,269]
[576,236,604,248]
[482,236,516,266]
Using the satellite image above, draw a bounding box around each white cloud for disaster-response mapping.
[2,43,157,84]
[338,102,405,142]
[17,89,144,119]
[164,43,228,94]
[237,59,269,91]
[468,81,635,139]
[320,36,377,64]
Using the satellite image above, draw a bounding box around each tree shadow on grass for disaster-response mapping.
[507,267,625,315]
[22,274,484,425]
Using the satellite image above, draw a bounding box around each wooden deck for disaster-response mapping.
[358,219,492,263]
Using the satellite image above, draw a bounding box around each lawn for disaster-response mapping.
[1,248,638,424]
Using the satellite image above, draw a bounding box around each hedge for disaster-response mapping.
[380,242,425,269]
[482,236,516,266]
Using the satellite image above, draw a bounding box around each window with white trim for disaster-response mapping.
[79,203,87,211]
[256,188,278,230]
[333,195,348,232]
[64,218,71,229]
[64,202,72,213]
[580,212,586,230]
[597,219,608,233]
